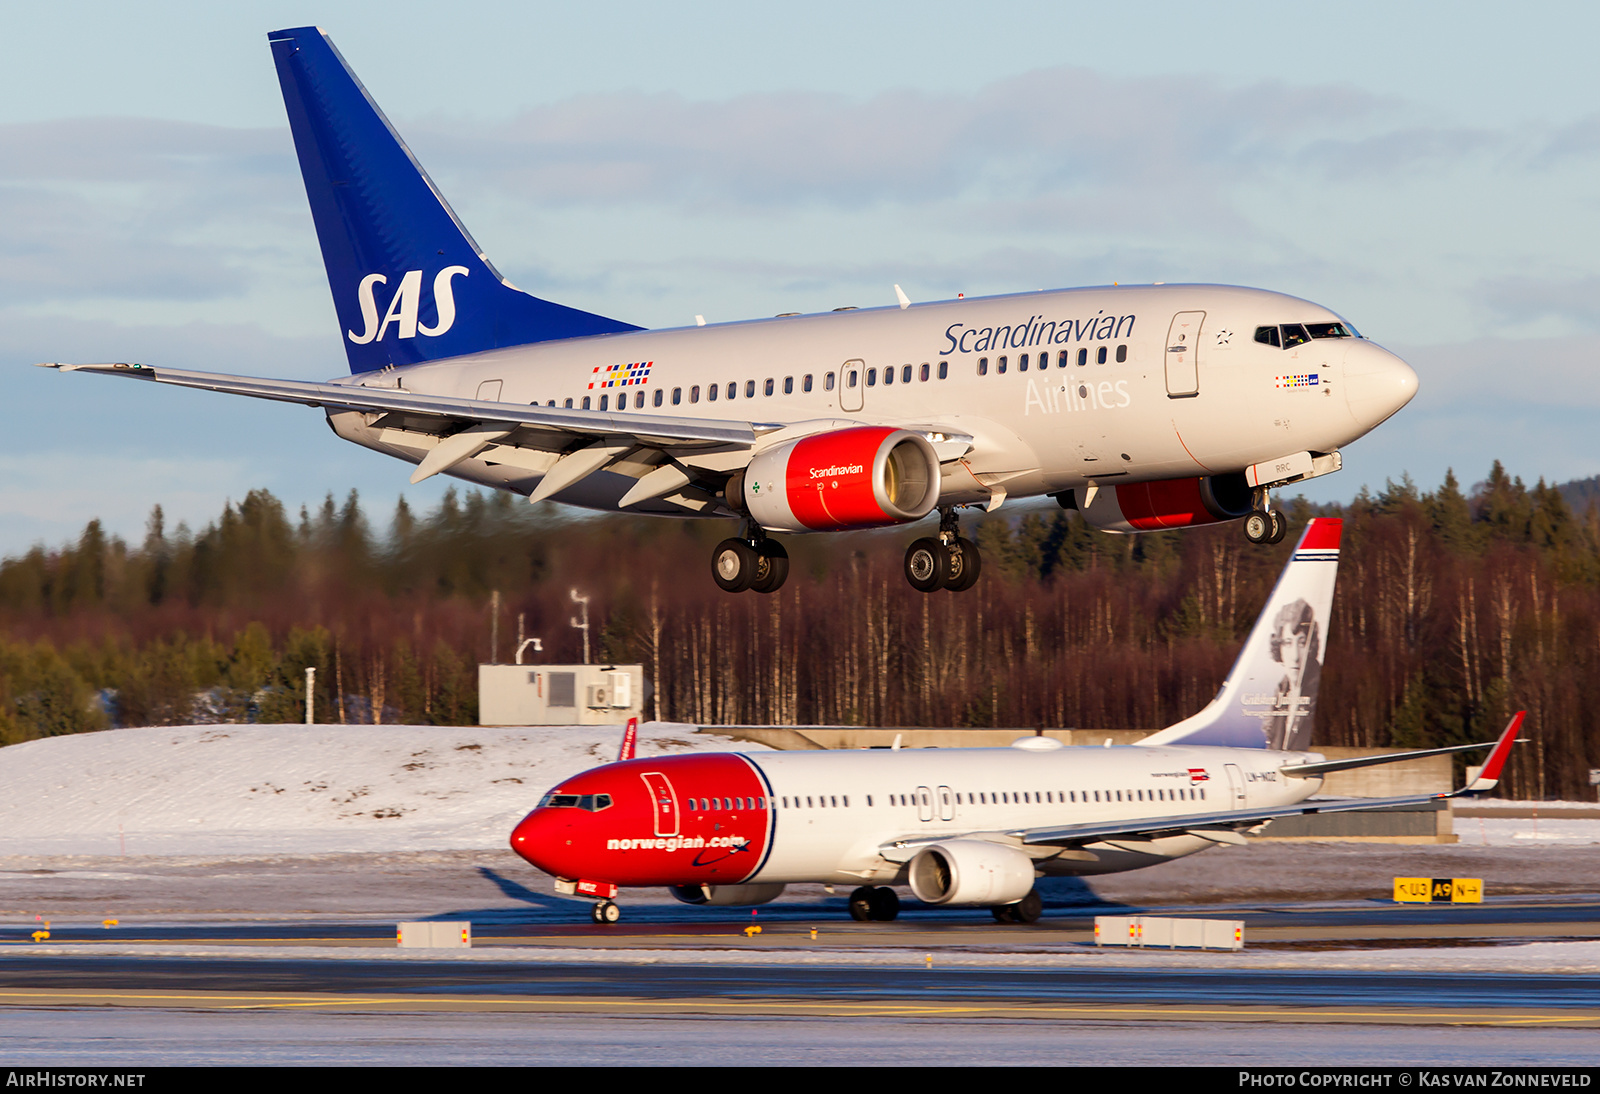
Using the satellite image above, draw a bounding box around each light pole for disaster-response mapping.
[570,588,591,665]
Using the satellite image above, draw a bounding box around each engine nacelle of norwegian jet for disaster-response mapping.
[668,882,787,906]
[1077,472,1255,534]
[729,426,940,533]
[907,840,1036,907]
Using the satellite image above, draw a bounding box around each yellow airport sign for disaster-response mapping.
[1393,877,1483,903]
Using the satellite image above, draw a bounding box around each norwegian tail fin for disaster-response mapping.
[267,27,641,374]
[1138,518,1342,750]
[618,717,639,762]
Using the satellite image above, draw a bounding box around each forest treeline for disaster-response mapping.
[0,462,1596,799]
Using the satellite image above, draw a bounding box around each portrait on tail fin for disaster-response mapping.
[1263,598,1322,750]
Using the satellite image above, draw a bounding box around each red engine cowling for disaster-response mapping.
[735,427,940,533]
[1079,473,1253,533]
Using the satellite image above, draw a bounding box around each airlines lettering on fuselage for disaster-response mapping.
[941,310,1137,355]
[347,266,470,344]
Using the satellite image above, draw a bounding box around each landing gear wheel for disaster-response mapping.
[991,904,1019,924]
[1011,889,1043,924]
[868,886,900,922]
[904,537,950,592]
[712,538,758,592]
[848,886,875,922]
[1242,511,1271,544]
[592,900,621,924]
[944,537,982,592]
[750,539,790,594]
[1265,508,1288,544]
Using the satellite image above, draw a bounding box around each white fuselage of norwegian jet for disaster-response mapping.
[326,283,1417,515]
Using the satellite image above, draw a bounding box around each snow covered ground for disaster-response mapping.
[0,722,764,856]
[0,723,1595,858]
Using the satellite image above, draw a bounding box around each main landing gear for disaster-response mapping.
[847,885,901,922]
[1242,490,1287,545]
[590,900,621,924]
[712,525,790,594]
[990,889,1043,924]
[904,508,981,593]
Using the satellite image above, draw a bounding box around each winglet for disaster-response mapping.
[618,717,639,762]
[1463,711,1525,794]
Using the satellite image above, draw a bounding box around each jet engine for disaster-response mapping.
[906,840,1036,906]
[668,882,787,906]
[1077,472,1254,533]
[729,426,940,533]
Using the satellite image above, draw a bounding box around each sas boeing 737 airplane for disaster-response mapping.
[511,519,1524,923]
[45,27,1419,593]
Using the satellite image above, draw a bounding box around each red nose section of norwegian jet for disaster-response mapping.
[510,754,774,887]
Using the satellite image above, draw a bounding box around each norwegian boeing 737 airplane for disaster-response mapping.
[511,519,1524,923]
[45,27,1418,593]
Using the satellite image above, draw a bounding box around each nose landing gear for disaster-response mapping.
[590,900,621,924]
[1242,490,1287,545]
[904,509,982,593]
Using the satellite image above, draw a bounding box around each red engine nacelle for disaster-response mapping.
[1078,473,1254,533]
[732,426,941,533]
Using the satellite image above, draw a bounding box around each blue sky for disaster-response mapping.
[4,1,1599,553]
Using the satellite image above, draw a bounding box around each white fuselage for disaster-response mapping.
[328,284,1416,517]
[744,744,1322,883]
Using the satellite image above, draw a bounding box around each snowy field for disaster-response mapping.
[0,722,1594,858]
[0,722,762,856]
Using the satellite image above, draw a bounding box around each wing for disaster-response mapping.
[878,712,1527,861]
[43,362,974,512]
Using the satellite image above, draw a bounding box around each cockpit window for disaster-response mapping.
[1305,322,1354,339]
[537,791,612,811]
[1280,324,1311,348]
[1254,325,1281,348]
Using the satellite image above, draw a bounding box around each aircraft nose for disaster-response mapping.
[510,808,562,869]
[1342,340,1418,431]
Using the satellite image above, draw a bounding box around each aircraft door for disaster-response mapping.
[1164,312,1204,398]
[1224,764,1247,809]
[639,771,680,837]
[840,359,865,412]
[916,785,933,822]
[937,785,955,821]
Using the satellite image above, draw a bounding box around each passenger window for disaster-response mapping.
[919,363,929,382]
[1019,353,1029,371]
[938,361,948,379]
[728,382,738,399]
[636,391,645,408]
[745,380,755,398]
[1097,346,1108,364]
[867,368,877,386]
[582,396,591,410]
[846,370,857,388]
[690,385,699,403]
[708,383,718,401]
[883,366,894,386]
[784,376,794,394]
[803,374,813,392]
[1077,348,1087,366]
[654,389,664,407]
[902,364,912,383]
[977,357,988,376]
[1255,325,1282,347]
[997,356,1007,374]
[764,378,774,396]
[1116,344,1127,363]
[1281,324,1311,348]
[1058,350,1068,367]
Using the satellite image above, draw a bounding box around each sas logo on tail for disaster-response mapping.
[347,267,469,345]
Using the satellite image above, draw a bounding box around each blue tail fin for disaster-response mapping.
[1137,518,1343,751]
[268,27,642,374]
